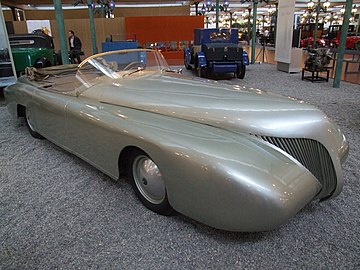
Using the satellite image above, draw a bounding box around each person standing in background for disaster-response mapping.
[68,30,82,64]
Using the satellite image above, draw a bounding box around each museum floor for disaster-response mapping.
[243,46,360,85]
[0,64,359,269]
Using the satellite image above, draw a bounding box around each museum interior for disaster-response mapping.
[0,1,359,269]
[0,0,359,87]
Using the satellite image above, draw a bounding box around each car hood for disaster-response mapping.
[82,72,345,150]
[79,71,348,201]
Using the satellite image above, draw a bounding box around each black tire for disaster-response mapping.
[198,67,206,78]
[184,52,192,70]
[237,64,246,79]
[25,108,44,139]
[128,149,175,216]
[34,57,52,69]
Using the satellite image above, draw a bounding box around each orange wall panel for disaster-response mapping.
[125,16,204,47]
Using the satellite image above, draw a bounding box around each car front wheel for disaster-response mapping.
[198,67,206,78]
[237,64,246,79]
[25,108,43,139]
[128,149,174,216]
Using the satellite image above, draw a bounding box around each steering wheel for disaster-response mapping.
[123,61,145,71]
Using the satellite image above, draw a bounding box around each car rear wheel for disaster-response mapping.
[34,57,52,69]
[25,108,43,139]
[128,149,174,215]
[237,64,246,79]
[184,61,192,70]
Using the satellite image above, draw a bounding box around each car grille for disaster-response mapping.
[256,136,337,199]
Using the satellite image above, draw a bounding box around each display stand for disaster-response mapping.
[255,42,267,64]
[301,67,330,82]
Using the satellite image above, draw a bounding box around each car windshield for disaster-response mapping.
[76,49,170,87]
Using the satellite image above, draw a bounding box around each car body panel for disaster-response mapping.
[4,49,349,232]
[78,72,346,198]
[11,48,56,73]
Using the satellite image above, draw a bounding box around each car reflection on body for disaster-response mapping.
[5,49,349,232]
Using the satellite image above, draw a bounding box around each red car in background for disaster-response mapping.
[330,34,360,50]
[300,37,329,48]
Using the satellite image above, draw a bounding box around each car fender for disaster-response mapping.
[242,51,249,65]
[4,80,35,119]
[148,128,321,232]
[196,52,207,68]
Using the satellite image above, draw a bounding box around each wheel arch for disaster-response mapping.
[17,104,26,118]
[118,145,143,178]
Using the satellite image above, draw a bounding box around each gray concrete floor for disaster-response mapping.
[1,64,359,269]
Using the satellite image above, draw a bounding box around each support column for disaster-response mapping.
[333,0,353,88]
[215,0,220,28]
[53,0,69,64]
[247,8,251,46]
[87,0,98,54]
[251,1,258,64]
[275,0,299,72]
[313,1,320,47]
[274,3,278,47]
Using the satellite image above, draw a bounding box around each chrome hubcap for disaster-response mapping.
[132,155,165,205]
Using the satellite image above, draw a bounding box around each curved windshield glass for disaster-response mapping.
[76,49,170,87]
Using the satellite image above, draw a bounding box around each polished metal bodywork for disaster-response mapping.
[5,49,349,232]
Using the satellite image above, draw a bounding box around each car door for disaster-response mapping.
[30,88,69,146]
[64,97,121,179]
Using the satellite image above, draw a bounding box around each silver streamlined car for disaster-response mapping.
[5,49,349,232]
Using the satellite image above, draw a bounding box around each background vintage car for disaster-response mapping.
[300,37,329,48]
[9,33,57,75]
[4,49,349,232]
[330,34,360,49]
